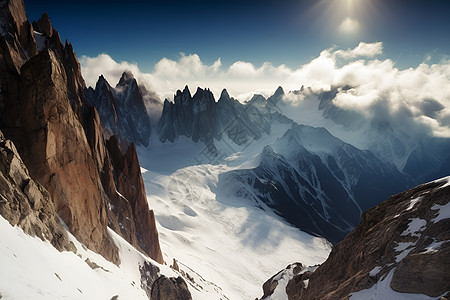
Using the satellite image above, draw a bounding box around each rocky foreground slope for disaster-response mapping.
[260,176,450,299]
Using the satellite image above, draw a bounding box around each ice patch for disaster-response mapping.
[431,202,450,223]
[369,266,382,277]
[34,31,47,51]
[303,279,309,289]
[400,218,426,238]
[423,238,446,253]
[394,242,415,262]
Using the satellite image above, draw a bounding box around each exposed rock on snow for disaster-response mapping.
[151,275,192,300]
[1,48,119,264]
[139,260,160,298]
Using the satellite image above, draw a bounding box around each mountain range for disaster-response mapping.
[0,0,448,299]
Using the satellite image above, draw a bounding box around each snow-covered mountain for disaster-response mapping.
[156,85,413,243]
[85,71,158,147]
[219,123,409,243]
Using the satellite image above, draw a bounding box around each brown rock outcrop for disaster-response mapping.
[0,130,69,251]
[279,178,450,300]
[151,275,192,300]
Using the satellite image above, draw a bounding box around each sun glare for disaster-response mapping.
[304,0,381,37]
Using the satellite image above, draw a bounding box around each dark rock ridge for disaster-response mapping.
[151,275,192,300]
[220,123,409,244]
[157,86,271,153]
[0,0,162,264]
[84,71,153,147]
[260,176,450,299]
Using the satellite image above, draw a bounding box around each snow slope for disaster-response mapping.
[0,212,228,300]
[0,215,155,300]
[137,133,331,299]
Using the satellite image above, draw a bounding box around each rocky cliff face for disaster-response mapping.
[260,177,450,299]
[0,130,70,252]
[1,46,119,263]
[0,0,162,265]
[85,71,153,147]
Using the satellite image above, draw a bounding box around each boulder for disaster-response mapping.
[151,275,192,300]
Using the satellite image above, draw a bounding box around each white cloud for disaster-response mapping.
[333,42,383,59]
[339,17,360,33]
[229,61,259,77]
[80,42,450,137]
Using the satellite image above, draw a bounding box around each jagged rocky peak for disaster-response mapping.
[95,74,113,92]
[267,86,284,108]
[217,88,237,106]
[85,70,152,147]
[116,69,135,87]
[259,177,450,299]
[174,85,192,104]
[274,85,284,95]
[248,93,267,106]
[192,87,215,106]
[158,85,272,151]
[0,0,38,74]
[34,11,52,36]
[219,88,230,101]
[0,0,29,36]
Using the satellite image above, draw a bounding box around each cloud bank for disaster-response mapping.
[80,42,450,137]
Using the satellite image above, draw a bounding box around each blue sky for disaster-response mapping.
[25,0,450,72]
[23,0,450,138]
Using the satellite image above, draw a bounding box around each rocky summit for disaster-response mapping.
[85,70,154,148]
